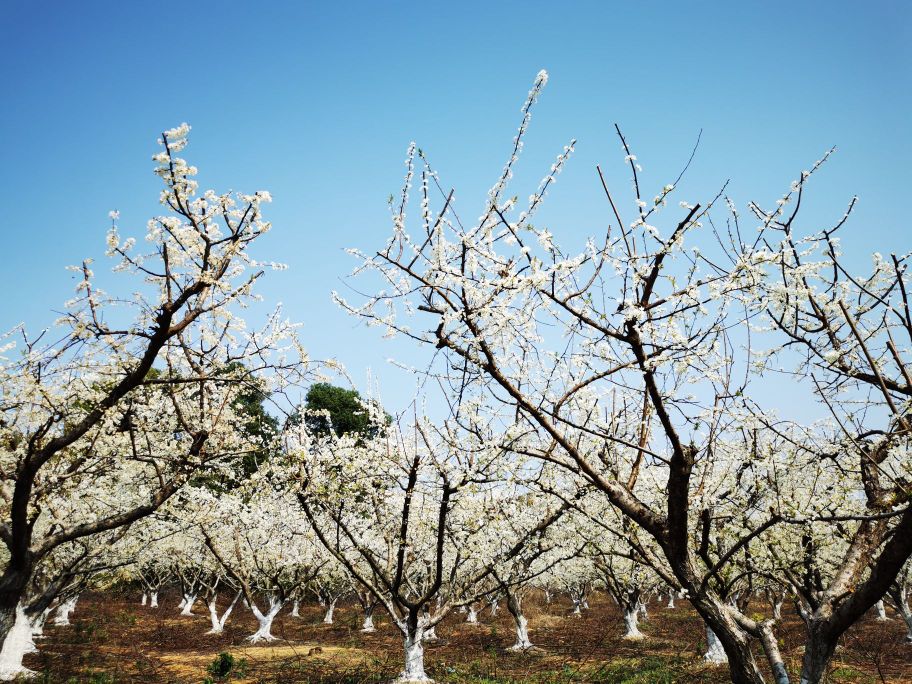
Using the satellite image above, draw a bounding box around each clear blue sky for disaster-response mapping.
[2,1,910,415]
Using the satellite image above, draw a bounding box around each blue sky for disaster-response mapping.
[2,1,910,416]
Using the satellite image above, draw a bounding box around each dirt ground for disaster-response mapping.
[26,589,912,683]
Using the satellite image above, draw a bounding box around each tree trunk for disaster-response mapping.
[623,607,644,640]
[323,598,337,624]
[361,611,376,633]
[141,592,147,606]
[397,625,431,682]
[875,599,889,621]
[506,591,532,651]
[0,605,36,681]
[206,592,240,635]
[179,593,197,616]
[290,599,300,617]
[0,566,31,661]
[52,596,78,627]
[889,587,912,642]
[465,604,478,624]
[149,591,159,608]
[704,625,728,664]
[247,597,283,642]
[798,635,837,684]
[666,593,675,609]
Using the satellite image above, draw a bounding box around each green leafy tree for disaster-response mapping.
[303,383,390,439]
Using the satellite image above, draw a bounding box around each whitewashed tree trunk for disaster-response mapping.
[466,604,478,624]
[396,625,430,682]
[247,596,284,642]
[0,606,37,681]
[361,613,376,633]
[623,608,644,640]
[666,593,675,609]
[290,599,300,617]
[892,588,912,642]
[141,592,148,606]
[149,591,159,608]
[638,600,648,620]
[544,589,552,604]
[179,593,197,616]
[704,626,728,664]
[323,598,337,624]
[489,598,499,616]
[571,598,582,615]
[30,608,52,640]
[875,599,890,621]
[898,606,912,643]
[206,591,241,635]
[773,599,783,621]
[52,596,79,627]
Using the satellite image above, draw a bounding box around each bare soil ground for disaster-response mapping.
[26,589,912,683]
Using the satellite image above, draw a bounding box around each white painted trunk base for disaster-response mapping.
[206,592,240,635]
[875,600,890,621]
[323,599,337,625]
[0,606,38,681]
[508,614,533,651]
[623,609,644,640]
[53,596,79,627]
[290,600,300,618]
[149,592,159,608]
[395,630,431,682]
[466,606,478,624]
[361,614,375,633]
[141,593,147,606]
[179,594,197,616]
[247,599,283,642]
[704,626,728,664]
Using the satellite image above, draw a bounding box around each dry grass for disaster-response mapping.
[25,589,912,683]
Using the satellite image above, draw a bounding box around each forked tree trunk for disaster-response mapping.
[247,596,284,642]
[149,591,159,608]
[207,591,241,635]
[179,593,197,616]
[465,604,478,624]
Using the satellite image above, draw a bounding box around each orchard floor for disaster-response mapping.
[26,591,912,683]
